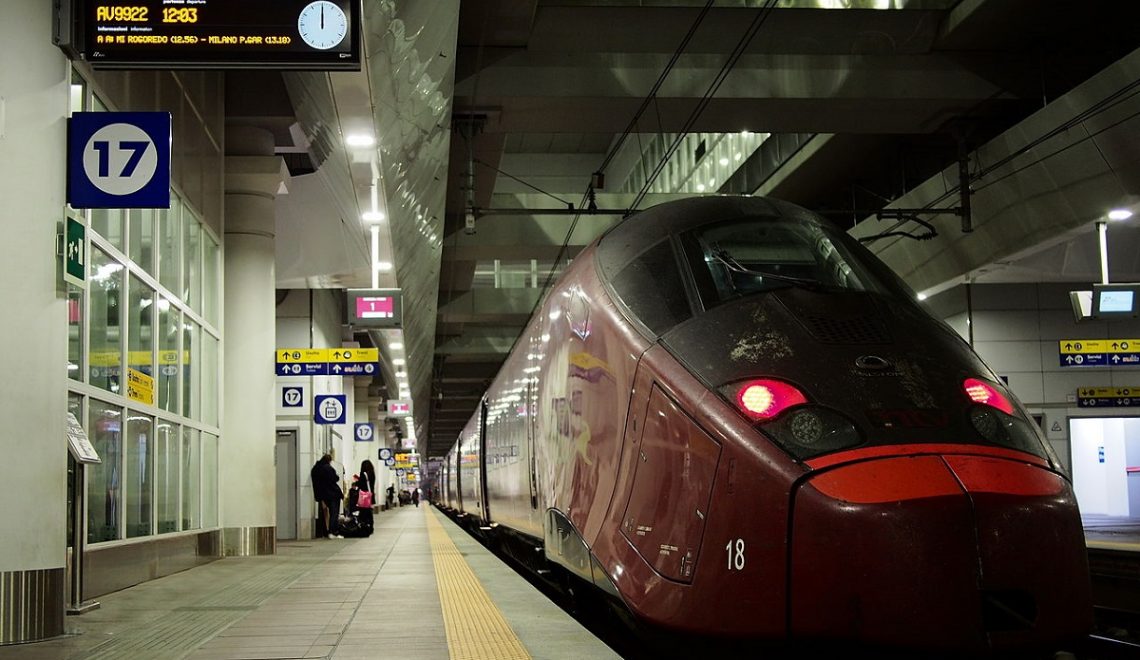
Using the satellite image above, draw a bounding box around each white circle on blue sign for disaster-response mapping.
[283,387,303,407]
[161,365,178,376]
[364,363,375,374]
[83,123,159,196]
[291,364,302,374]
[355,424,373,441]
[379,448,393,460]
[317,397,343,422]
[385,457,395,466]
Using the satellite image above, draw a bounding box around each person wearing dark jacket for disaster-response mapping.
[310,454,343,538]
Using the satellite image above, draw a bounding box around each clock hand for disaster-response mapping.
[321,5,325,29]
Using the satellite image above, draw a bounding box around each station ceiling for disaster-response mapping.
[243,0,1140,460]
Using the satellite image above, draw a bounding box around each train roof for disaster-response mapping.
[595,195,823,280]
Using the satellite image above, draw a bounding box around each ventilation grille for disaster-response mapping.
[803,316,891,344]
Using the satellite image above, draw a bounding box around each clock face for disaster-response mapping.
[298,1,348,50]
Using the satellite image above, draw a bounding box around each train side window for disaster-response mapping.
[610,239,692,336]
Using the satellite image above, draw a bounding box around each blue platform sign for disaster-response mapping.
[354,423,374,442]
[68,112,171,209]
[282,386,304,408]
[314,394,346,425]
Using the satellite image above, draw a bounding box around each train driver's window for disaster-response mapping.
[610,239,691,336]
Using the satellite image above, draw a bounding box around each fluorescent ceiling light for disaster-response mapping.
[393,358,405,365]
[346,134,375,147]
[1108,209,1133,221]
[389,342,403,351]
[376,261,393,272]
[362,210,385,222]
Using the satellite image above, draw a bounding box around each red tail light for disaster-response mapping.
[963,378,1014,415]
[736,380,807,420]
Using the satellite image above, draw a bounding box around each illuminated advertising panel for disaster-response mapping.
[76,0,361,70]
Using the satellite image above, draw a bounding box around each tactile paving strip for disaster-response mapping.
[425,509,531,660]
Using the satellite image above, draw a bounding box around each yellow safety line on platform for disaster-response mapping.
[1087,539,1140,551]
[426,508,531,660]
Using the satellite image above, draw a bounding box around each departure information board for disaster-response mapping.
[78,0,361,69]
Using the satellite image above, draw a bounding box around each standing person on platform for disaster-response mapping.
[355,460,376,536]
[386,484,395,510]
[412,487,420,508]
[311,454,343,539]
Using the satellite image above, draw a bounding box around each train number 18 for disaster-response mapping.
[725,538,745,570]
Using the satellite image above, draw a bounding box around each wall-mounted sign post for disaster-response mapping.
[65,413,100,615]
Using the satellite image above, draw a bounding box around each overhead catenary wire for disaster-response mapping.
[629,0,780,213]
[868,76,1140,244]
[473,158,573,207]
[529,0,718,312]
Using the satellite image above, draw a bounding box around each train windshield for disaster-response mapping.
[684,217,914,306]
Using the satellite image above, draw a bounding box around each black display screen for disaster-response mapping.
[78,0,361,69]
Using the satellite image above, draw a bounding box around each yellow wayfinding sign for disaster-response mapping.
[276,347,381,376]
[127,368,155,406]
[329,348,378,363]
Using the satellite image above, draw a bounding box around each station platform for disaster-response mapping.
[6,506,620,660]
[1085,514,1140,552]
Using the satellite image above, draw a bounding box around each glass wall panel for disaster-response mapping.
[87,400,122,543]
[183,320,200,419]
[183,212,201,311]
[202,332,218,426]
[69,70,86,114]
[127,275,154,380]
[157,298,179,412]
[68,284,84,382]
[202,232,219,326]
[181,427,200,530]
[155,420,178,533]
[129,209,156,276]
[89,248,123,395]
[158,196,181,296]
[125,411,152,538]
[201,432,218,528]
[90,209,125,252]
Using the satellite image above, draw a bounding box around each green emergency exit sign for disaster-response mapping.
[64,216,85,287]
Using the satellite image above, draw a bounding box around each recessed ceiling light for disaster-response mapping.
[376,261,393,272]
[346,134,375,147]
[719,157,729,166]
[362,210,385,222]
[393,358,405,366]
[1108,209,1133,221]
[390,342,403,351]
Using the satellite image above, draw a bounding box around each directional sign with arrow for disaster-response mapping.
[1057,339,1136,367]
[1077,386,1140,407]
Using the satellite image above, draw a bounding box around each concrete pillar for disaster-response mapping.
[0,0,68,644]
[221,127,288,555]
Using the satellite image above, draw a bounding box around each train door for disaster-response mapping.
[527,370,539,510]
[479,400,491,524]
[449,446,458,512]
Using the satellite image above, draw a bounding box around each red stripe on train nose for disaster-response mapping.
[808,455,962,504]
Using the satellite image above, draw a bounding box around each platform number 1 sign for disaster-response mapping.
[68,112,171,209]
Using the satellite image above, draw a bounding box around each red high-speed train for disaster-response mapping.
[435,196,1091,654]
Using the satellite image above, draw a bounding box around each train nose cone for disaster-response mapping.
[789,454,1092,652]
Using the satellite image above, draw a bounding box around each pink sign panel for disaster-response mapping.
[356,296,394,319]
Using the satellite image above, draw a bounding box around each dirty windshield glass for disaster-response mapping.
[686,217,911,306]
